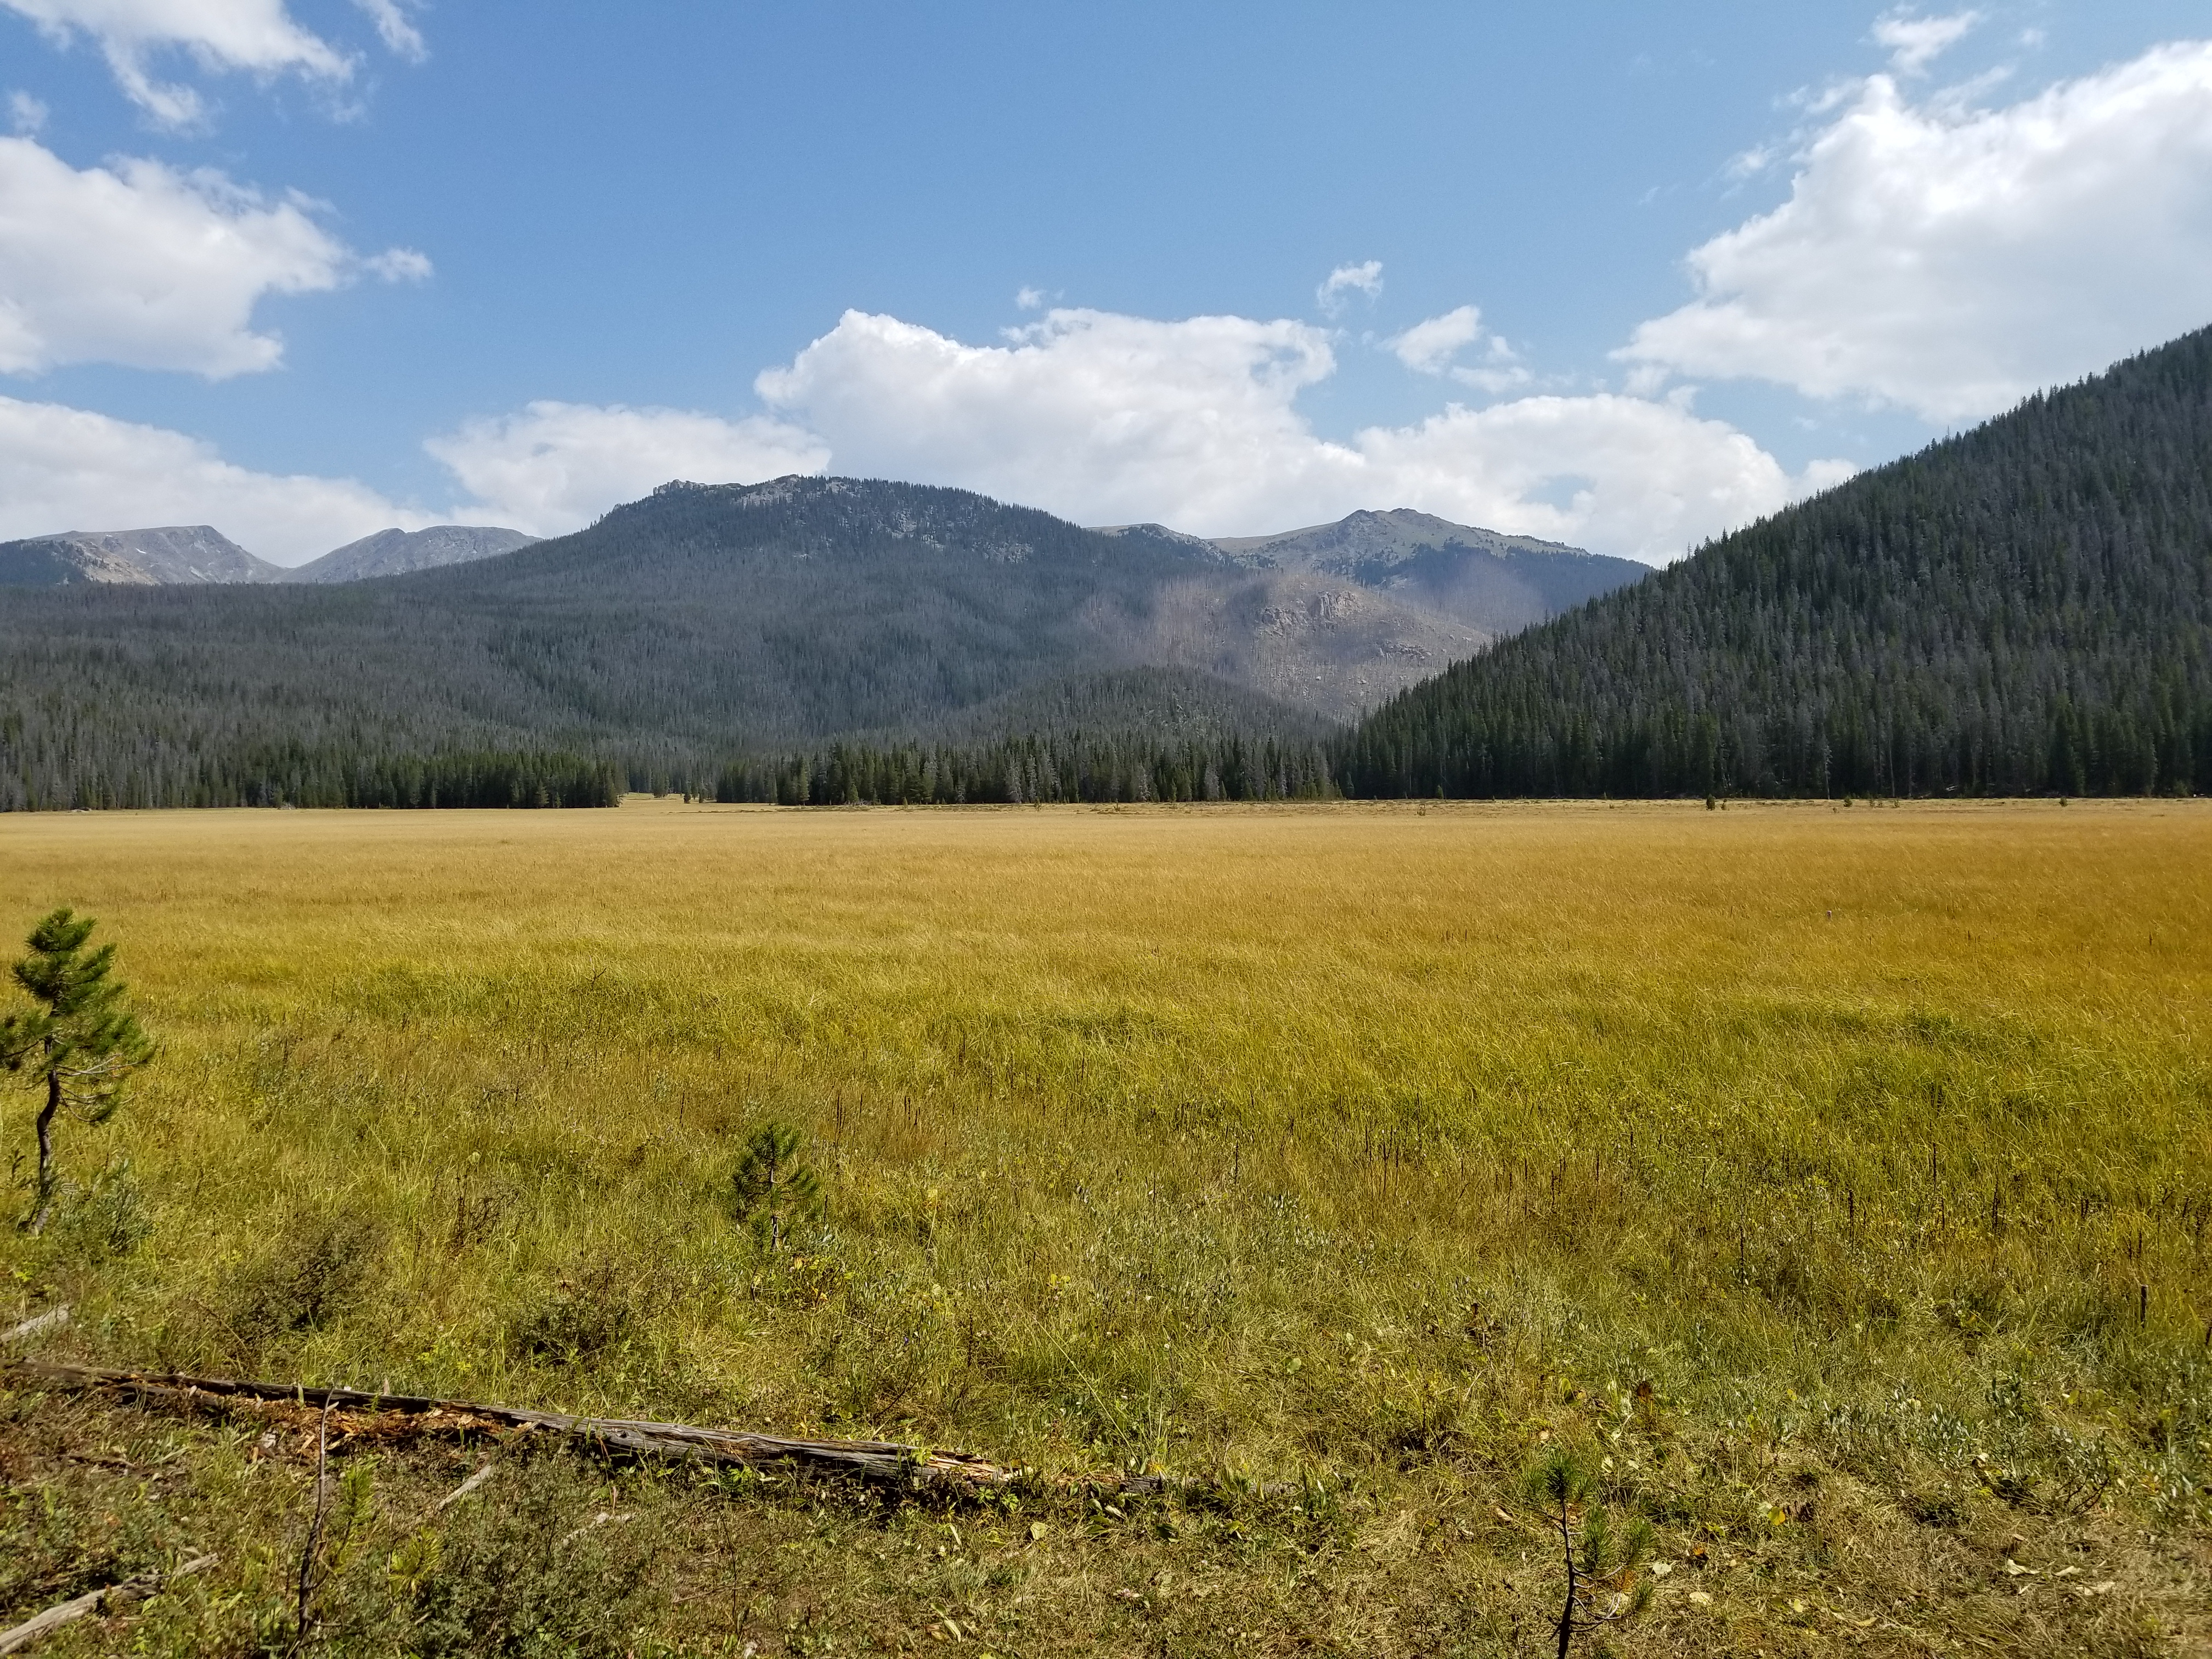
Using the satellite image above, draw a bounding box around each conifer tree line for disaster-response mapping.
[716,731,1338,805]
[1338,328,2212,799]
[0,740,620,812]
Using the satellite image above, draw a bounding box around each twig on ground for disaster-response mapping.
[557,1510,636,1548]
[436,1457,503,1511]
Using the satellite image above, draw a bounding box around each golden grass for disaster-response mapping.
[2,798,2209,1656]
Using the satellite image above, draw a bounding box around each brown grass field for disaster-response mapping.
[1,798,2208,1656]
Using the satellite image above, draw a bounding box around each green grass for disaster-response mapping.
[2,798,2209,1656]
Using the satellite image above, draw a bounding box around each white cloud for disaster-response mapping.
[423,400,830,538]
[1317,259,1383,314]
[1356,395,1855,561]
[362,245,432,283]
[0,136,424,376]
[1385,304,1534,393]
[1387,305,1485,374]
[755,306,1846,560]
[1015,285,1046,311]
[1872,9,1982,77]
[351,0,424,63]
[8,90,46,133]
[0,391,432,561]
[0,295,1851,568]
[1620,42,2212,424]
[0,391,828,563]
[0,0,356,127]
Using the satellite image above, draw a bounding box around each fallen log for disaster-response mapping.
[0,1553,216,1656]
[3,1359,1178,1495]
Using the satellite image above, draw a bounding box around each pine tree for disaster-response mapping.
[1,909,154,1234]
[726,1121,823,1252]
[1523,1446,1655,1656]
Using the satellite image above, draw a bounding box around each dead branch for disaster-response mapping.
[289,1397,336,1657]
[0,1307,69,1348]
[0,1553,216,1656]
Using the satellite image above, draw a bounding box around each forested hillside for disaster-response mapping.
[1341,326,2212,798]
[0,481,1339,809]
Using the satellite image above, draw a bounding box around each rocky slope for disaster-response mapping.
[1206,509,1651,633]
[0,526,281,586]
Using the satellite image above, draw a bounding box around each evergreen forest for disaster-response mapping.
[1339,326,2212,799]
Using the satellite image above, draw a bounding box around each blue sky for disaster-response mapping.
[3,1,2210,560]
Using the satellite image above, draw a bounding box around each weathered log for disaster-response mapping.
[4,1359,1029,1489]
[0,1553,215,1656]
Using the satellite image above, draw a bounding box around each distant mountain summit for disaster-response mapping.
[1206,509,1651,634]
[0,526,281,586]
[0,522,540,587]
[288,525,540,584]
[1096,509,1650,638]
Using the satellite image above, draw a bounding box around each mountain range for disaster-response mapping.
[0,482,1645,810]
[0,524,541,587]
[0,506,1638,685]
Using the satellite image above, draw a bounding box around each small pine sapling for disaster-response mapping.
[0,909,154,1235]
[1524,1444,1654,1658]
[727,1121,822,1251]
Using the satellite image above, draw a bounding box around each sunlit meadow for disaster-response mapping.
[2,799,2207,1656]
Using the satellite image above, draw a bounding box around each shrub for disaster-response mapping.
[380,1457,657,1657]
[226,1207,384,1340]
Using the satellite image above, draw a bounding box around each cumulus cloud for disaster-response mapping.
[0,390,829,562]
[1387,306,1485,374]
[362,246,432,283]
[423,400,830,537]
[0,294,1852,567]
[1620,40,2212,424]
[1316,259,1383,314]
[351,0,424,63]
[0,0,357,127]
[8,90,46,133]
[1358,396,1855,560]
[1385,304,1533,393]
[755,306,1845,560]
[0,136,425,376]
[0,391,433,561]
[1872,9,1982,77]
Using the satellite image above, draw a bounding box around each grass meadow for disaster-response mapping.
[1,798,2208,1656]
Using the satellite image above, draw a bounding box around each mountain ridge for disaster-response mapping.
[289,525,541,583]
[1099,508,1652,637]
